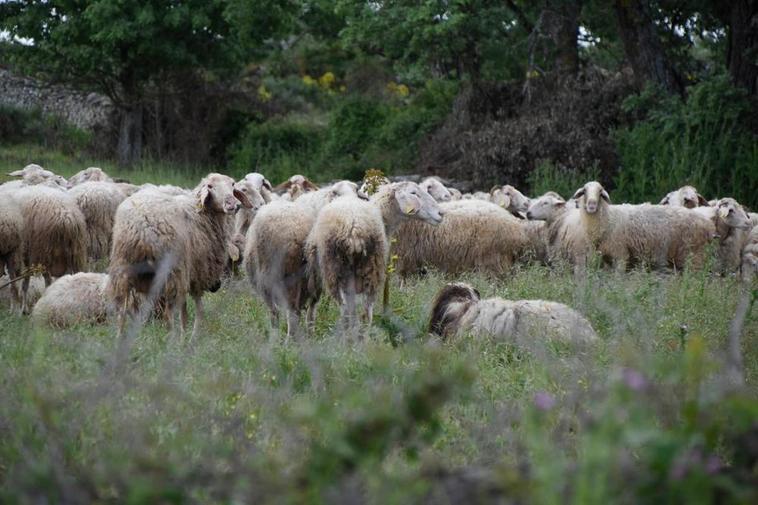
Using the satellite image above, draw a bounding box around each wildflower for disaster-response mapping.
[302,75,316,86]
[533,391,555,411]
[319,71,335,89]
[622,368,647,391]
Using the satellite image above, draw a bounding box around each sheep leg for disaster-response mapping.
[306,303,318,334]
[190,295,204,341]
[339,278,358,338]
[20,275,31,315]
[5,257,21,311]
[286,310,301,339]
[362,295,375,327]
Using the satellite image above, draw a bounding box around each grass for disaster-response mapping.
[0,149,757,503]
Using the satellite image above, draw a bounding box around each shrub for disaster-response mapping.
[528,160,601,200]
[613,75,758,208]
[0,105,92,155]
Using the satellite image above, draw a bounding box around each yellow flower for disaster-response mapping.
[257,84,272,102]
[396,84,409,97]
[319,71,336,89]
[302,75,317,86]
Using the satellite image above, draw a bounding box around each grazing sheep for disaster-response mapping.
[275,174,319,201]
[306,182,443,331]
[32,273,110,328]
[243,182,365,336]
[490,185,531,216]
[659,185,707,208]
[7,164,67,187]
[419,176,453,202]
[428,283,598,345]
[526,193,591,271]
[741,226,758,282]
[108,174,255,338]
[572,181,714,271]
[12,185,88,312]
[0,195,24,309]
[67,167,113,188]
[68,181,128,261]
[692,198,753,273]
[394,199,528,278]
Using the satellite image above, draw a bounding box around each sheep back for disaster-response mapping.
[68,181,127,260]
[32,273,110,328]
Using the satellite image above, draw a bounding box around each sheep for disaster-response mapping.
[108,173,256,338]
[449,187,463,200]
[393,199,529,278]
[428,283,598,345]
[68,181,128,261]
[526,193,591,271]
[419,176,453,202]
[275,174,319,201]
[240,172,276,203]
[31,273,110,328]
[0,275,45,310]
[659,185,707,208]
[572,181,714,271]
[0,195,24,309]
[243,182,365,336]
[692,198,753,273]
[306,181,443,331]
[7,163,67,187]
[740,226,758,283]
[490,184,531,216]
[66,167,113,188]
[230,179,268,257]
[11,185,88,312]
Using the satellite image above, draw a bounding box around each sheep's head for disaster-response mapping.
[660,185,707,208]
[449,188,463,200]
[233,179,266,212]
[242,173,274,202]
[503,185,531,213]
[329,180,369,201]
[526,193,566,220]
[276,174,319,200]
[197,173,254,214]
[420,177,452,203]
[8,164,67,187]
[573,181,610,214]
[429,282,481,338]
[67,167,112,188]
[393,181,444,225]
[716,198,752,229]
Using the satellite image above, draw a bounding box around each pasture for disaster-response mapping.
[1,149,756,503]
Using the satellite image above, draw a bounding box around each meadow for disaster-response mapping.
[0,149,757,504]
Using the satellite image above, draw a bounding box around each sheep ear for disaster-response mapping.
[357,190,369,201]
[555,200,566,208]
[572,188,585,200]
[601,189,610,203]
[199,186,213,208]
[489,185,501,195]
[660,195,670,205]
[697,194,708,206]
[395,189,421,215]
[233,189,253,209]
[262,178,273,191]
[7,170,24,177]
[303,179,319,192]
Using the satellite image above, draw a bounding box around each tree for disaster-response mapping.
[0,1,276,166]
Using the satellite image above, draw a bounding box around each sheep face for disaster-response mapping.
[233,180,266,211]
[8,164,67,187]
[449,188,463,200]
[660,185,707,208]
[394,181,444,225]
[573,181,609,215]
[67,167,111,188]
[716,198,752,229]
[330,180,369,201]
[243,173,273,192]
[197,173,255,214]
[428,282,480,337]
[420,177,452,203]
[503,185,531,213]
[278,174,319,200]
[526,194,566,220]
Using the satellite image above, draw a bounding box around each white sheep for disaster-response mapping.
[68,181,128,261]
[0,194,24,309]
[32,273,110,328]
[229,179,268,258]
[7,164,67,187]
[449,187,463,200]
[108,173,256,338]
[9,185,88,312]
[740,226,758,283]
[66,167,113,188]
[659,185,707,208]
[393,199,529,278]
[490,184,531,216]
[692,198,753,274]
[0,275,45,310]
[572,181,714,271]
[306,181,443,332]
[526,193,591,271]
[243,181,365,336]
[428,283,598,345]
[275,174,319,201]
[419,176,453,202]
[240,172,276,203]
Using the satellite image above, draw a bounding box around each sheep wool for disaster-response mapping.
[68,181,127,261]
[32,273,110,328]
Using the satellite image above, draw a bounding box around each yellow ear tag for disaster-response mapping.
[405,205,417,215]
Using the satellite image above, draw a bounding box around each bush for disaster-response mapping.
[613,75,758,208]
[528,161,601,200]
[0,105,93,155]
[322,96,388,160]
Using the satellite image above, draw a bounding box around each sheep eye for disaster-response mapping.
[207,184,214,189]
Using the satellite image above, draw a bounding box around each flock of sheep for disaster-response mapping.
[1,164,756,347]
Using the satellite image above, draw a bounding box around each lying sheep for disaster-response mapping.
[68,181,128,261]
[393,199,528,278]
[660,185,707,208]
[244,181,364,336]
[276,174,319,201]
[741,226,758,282]
[526,193,591,271]
[306,182,443,331]
[692,198,753,273]
[419,176,453,202]
[0,195,23,308]
[572,181,714,271]
[67,167,113,188]
[12,185,88,312]
[32,273,110,328]
[428,283,598,345]
[108,174,255,338]
[7,164,67,187]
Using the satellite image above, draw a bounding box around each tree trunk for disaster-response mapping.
[117,104,143,167]
[551,0,581,74]
[614,0,683,95]
[727,0,758,96]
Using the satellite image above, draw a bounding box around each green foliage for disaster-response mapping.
[613,75,758,207]
[528,160,601,200]
[0,105,92,155]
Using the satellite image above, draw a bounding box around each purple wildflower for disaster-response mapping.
[533,391,556,411]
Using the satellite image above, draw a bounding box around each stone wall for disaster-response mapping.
[0,68,115,131]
